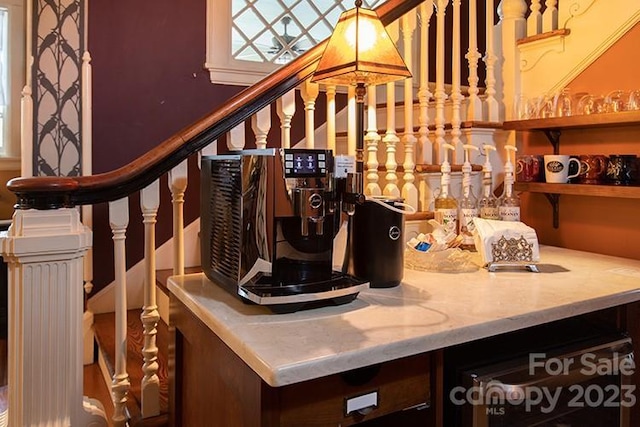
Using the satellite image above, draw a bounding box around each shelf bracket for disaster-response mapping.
[544,193,560,228]
[543,130,561,154]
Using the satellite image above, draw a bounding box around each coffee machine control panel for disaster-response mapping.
[283,150,328,178]
[282,149,333,237]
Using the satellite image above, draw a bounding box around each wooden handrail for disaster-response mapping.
[9,0,425,210]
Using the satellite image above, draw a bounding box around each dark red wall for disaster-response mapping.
[89,0,243,293]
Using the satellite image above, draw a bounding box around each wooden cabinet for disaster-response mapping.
[169,296,432,427]
[503,110,640,227]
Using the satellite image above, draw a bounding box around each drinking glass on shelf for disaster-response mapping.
[605,90,628,113]
[555,88,573,117]
[577,94,606,115]
[627,90,640,111]
[539,93,556,119]
[515,94,531,119]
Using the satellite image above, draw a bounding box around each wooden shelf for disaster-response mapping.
[515,182,640,199]
[503,110,640,132]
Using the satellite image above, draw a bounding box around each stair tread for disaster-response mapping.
[93,309,170,422]
[156,266,202,295]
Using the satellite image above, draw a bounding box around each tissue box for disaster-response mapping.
[472,218,540,266]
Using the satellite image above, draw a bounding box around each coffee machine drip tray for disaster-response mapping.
[238,273,369,314]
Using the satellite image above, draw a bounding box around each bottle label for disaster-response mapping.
[480,207,500,220]
[435,208,458,234]
[460,208,478,245]
[500,206,521,222]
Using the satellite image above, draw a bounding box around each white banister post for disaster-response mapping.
[542,0,558,32]
[169,160,188,276]
[498,0,528,121]
[0,209,107,427]
[276,89,296,149]
[227,123,245,151]
[109,198,131,427]
[382,21,400,198]
[418,1,435,212]
[484,0,500,121]
[140,180,160,418]
[451,0,463,152]
[325,85,337,152]
[347,85,356,156]
[365,87,381,196]
[252,106,271,150]
[466,0,483,121]
[527,0,543,36]
[301,80,319,149]
[401,11,418,209]
[434,0,450,162]
[21,0,33,177]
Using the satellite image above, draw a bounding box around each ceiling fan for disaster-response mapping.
[269,16,306,60]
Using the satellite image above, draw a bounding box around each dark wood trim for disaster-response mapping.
[9,0,426,210]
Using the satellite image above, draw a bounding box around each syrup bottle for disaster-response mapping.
[499,145,521,221]
[478,144,500,220]
[459,144,479,249]
[434,143,458,235]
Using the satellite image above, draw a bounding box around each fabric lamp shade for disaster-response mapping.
[311,4,411,86]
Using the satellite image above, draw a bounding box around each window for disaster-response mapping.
[206,0,383,86]
[0,0,23,169]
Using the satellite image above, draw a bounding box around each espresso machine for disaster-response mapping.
[200,148,368,312]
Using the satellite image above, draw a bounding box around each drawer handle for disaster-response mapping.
[345,391,378,416]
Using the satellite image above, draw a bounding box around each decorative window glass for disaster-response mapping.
[0,7,8,151]
[207,0,383,86]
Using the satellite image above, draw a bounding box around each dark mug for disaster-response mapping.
[606,155,638,185]
[578,154,608,184]
[516,155,544,182]
[568,155,581,183]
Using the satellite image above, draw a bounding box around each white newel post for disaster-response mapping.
[0,208,107,427]
[498,0,528,121]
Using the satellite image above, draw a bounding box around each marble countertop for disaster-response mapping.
[168,246,640,387]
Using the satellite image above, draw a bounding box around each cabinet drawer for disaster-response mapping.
[277,353,430,426]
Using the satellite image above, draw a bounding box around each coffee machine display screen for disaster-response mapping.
[284,150,328,177]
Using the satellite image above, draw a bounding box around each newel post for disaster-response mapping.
[497,0,527,121]
[0,208,107,427]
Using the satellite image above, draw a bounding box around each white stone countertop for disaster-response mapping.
[168,246,640,387]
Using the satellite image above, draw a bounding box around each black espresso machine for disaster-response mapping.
[200,148,369,312]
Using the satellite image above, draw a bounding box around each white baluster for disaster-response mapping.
[401,11,418,209]
[542,0,558,32]
[347,85,357,156]
[140,180,160,418]
[365,88,381,196]
[301,80,319,149]
[418,2,434,160]
[109,197,130,427]
[466,0,483,121]
[227,122,245,151]
[21,0,34,176]
[527,0,542,36]
[169,161,188,276]
[484,0,500,121]
[1,208,107,426]
[383,21,401,198]
[325,85,337,152]
[451,0,463,152]
[434,0,450,161]
[252,106,271,150]
[276,89,296,149]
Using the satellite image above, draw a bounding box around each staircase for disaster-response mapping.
[3,0,640,425]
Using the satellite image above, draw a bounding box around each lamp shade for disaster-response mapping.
[311,4,411,86]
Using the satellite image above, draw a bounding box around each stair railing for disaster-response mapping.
[0,0,544,425]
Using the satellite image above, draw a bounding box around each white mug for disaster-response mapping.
[544,155,580,183]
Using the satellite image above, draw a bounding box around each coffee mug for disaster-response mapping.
[544,155,581,183]
[516,155,544,182]
[578,154,608,184]
[606,154,638,185]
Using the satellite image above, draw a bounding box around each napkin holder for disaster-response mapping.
[472,218,540,272]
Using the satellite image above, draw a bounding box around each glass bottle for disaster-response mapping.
[434,144,458,235]
[459,144,479,250]
[499,146,520,221]
[478,145,500,220]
